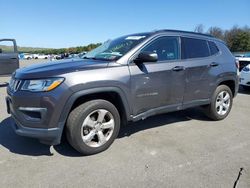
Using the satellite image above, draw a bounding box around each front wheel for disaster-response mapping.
[66,99,120,155]
[205,85,233,120]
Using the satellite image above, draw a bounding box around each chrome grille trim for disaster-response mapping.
[9,78,22,92]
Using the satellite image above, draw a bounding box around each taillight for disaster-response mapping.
[235,59,239,69]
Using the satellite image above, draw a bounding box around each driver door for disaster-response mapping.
[0,39,19,75]
[129,36,186,116]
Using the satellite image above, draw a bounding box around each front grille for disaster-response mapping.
[9,78,22,92]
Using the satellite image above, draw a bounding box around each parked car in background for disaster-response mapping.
[0,39,19,75]
[68,53,80,59]
[235,53,250,71]
[33,54,39,59]
[6,30,239,155]
[23,53,33,60]
[33,54,49,59]
[240,64,250,90]
[78,51,87,58]
[234,54,245,58]
[54,54,63,60]
[37,54,49,59]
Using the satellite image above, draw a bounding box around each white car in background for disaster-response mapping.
[240,64,250,90]
[235,54,250,71]
[37,54,49,59]
[33,54,49,59]
[33,54,39,59]
[23,53,33,60]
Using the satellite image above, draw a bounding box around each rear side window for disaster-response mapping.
[208,41,219,55]
[181,37,210,59]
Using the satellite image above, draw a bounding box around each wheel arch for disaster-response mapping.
[218,80,235,96]
[57,87,131,141]
[216,75,238,97]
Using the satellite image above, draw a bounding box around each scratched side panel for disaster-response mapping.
[129,62,185,115]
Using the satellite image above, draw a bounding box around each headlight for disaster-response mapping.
[21,78,64,92]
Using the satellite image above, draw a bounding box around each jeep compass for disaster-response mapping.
[6,30,239,155]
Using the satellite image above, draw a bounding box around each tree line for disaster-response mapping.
[194,25,250,52]
[19,43,102,55]
[19,25,250,54]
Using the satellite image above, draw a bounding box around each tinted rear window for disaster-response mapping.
[181,37,210,59]
[208,41,219,55]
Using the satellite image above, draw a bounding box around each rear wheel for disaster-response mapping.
[205,85,233,120]
[66,99,120,155]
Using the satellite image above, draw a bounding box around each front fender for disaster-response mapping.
[56,87,131,141]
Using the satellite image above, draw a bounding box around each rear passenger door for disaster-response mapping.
[181,37,220,106]
[0,39,19,75]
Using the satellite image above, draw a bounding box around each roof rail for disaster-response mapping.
[154,29,214,38]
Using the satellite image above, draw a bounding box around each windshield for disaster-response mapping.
[83,34,149,61]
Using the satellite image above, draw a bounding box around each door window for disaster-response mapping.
[181,37,210,59]
[0,40,15,53]
[141,37,180,61]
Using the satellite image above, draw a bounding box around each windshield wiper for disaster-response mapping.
[83,56,96,60]
[83,56,110,61]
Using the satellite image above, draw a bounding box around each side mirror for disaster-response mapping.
[0,48,2,53]
[135,51,158,63]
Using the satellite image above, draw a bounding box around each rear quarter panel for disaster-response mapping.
[214,41,239,96]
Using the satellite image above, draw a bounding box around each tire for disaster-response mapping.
[66,99,120,155]
[205,85,233,121]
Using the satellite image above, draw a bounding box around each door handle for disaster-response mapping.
[210,62,219,67]
[172,66,185,71]
[11,57,17,59]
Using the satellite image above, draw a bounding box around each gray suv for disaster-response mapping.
[6,30,239,155]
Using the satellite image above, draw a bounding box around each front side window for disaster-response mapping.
[141,36,179,61]
[83,34,149,61]
[181,37,210,59]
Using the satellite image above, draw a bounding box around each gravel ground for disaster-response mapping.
[0,60,250,188]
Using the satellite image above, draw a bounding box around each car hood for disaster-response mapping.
[14,59,110,79]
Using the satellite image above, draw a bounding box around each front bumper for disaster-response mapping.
[5,85,68,145]
[10,115,62,145]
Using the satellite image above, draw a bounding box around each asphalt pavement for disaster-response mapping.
[0,60,249,188]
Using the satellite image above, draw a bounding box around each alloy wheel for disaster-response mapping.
[215,91,231,116]
[81,109,115,148]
